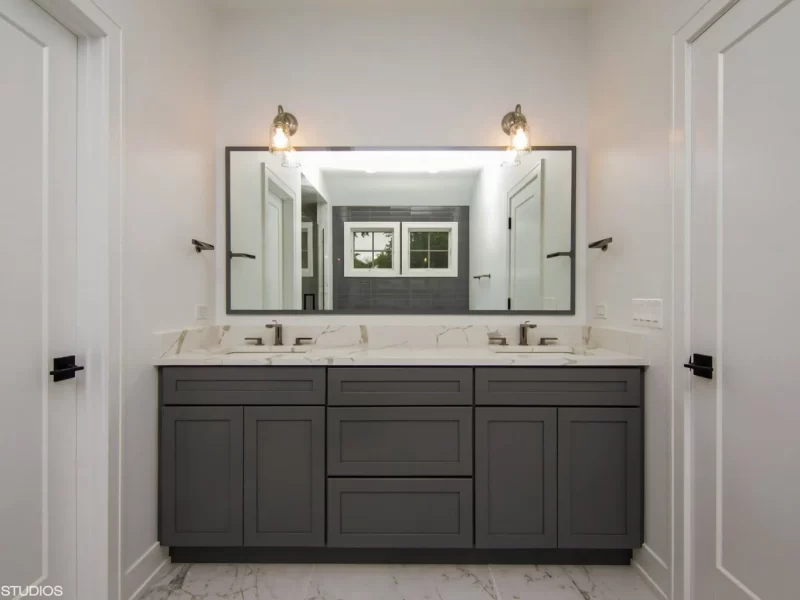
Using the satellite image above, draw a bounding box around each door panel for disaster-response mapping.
[690,1,800,598]
[244,407,325,546]
[509,162,543,310]
[475,408,557,548]
[0,0,78,593]
[264,190,283,309]
[160,407,244,546]
[557,408,642,549]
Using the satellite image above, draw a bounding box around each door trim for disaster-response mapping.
[672,3,741,600]
[31,1,124,599]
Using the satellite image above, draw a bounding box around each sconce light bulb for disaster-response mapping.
[512,127,529,151]
[272,126,289,150]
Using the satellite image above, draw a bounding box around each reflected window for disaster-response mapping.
[343,222,400,277]
[402,222,458,277]
[301,222,313,277]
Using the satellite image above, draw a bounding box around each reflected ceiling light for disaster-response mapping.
[269,105,298,154]
[501,104,532,154]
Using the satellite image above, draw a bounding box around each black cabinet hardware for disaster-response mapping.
[589,237,613,251]
[192,239,215,253]
[684,354,714,379]
[229,252,256,259]
[49,355,84,382]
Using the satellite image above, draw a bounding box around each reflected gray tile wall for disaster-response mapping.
[333,206,470,312]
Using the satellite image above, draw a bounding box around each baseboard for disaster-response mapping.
[169,546,633,565]
[633,544,669,600]
[123,542,170,600]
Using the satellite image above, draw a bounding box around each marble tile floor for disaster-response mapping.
[137,563,660,600]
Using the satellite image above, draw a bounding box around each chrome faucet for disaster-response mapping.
[520,322,538,345]
[265,321,283,346]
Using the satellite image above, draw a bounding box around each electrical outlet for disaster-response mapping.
[195,304,209,321]
[632,298,663,328]
[595,303,608,319]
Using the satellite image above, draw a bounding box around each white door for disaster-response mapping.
[509,162,544,310]
[688,1,800,598]
[263,190,284,309]
[0,0,79,597]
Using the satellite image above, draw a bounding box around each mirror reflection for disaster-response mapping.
[227,148,575,314]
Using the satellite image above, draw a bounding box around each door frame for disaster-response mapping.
[671,2,740,600]
[507,160,544,310]
[31,1,123,599]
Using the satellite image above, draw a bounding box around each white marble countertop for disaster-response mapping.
[153,346,648,367]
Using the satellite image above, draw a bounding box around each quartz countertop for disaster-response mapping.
[153,346,648,367]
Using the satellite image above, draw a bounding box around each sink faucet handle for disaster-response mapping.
[295,337,313,346]
[244,337,264,346]
[539,337,559,346]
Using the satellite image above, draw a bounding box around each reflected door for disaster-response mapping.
[509,162,544,310]
[689,1,800,598]
[0,0,79,596]
[263,191,284,309]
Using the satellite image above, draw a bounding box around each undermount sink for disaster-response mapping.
[490,345,574,354]
[222,345,311,354]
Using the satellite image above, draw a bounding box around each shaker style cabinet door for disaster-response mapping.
[475,408,558,548]
[558,408,643,549]
[244,406,325,546]
[160,406,244,546]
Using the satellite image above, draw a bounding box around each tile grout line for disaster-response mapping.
[487,564,502,600]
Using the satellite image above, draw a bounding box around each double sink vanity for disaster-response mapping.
[155,324,647,564]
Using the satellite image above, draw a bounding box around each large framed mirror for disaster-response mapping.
[226,146,576,314]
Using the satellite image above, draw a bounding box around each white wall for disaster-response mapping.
[87,1,217,598]
[587,1,707,598]
[470,150,574,311]
[214,0,588,323]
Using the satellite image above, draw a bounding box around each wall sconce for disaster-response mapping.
[501,104,532,153]
[269,105,298,154]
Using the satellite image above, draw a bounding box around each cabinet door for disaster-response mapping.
[160,406,243,546]
[475,408,557,548]
[244,407,325,546]
[558,408,642,549]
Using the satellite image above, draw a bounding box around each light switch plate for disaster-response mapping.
[595,303,607,319]
[195,304,209,321]
[632,298,663,328]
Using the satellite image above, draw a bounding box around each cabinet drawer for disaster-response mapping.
[327,478,473,548]
[328,407,472,476]
[327,368,472,406]
[475,368,642,406]
[160,367,325,405]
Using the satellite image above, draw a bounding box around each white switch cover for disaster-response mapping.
[595,303,607,319]
[195,304,209,321]
[632,298,663,328]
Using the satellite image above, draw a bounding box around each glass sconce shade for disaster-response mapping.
[270,105,298,153]
[501,104,531,154]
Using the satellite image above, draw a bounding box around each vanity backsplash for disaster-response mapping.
[157,323,648,359]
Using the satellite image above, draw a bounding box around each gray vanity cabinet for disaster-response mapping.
[243,407,325,546]
[475,408,558,548]
[160,406,244,546]
[557,407,642,549]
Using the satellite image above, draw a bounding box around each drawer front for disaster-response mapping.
[327,368,473,406]
[328,407,472,476]
[327,478,473,548]
[475,368,642,407]
[160,367,326,405]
